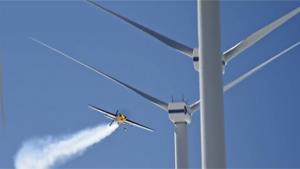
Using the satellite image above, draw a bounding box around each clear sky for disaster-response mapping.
[1,1,300,168]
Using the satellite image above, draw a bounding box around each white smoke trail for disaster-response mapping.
[14,123,118,169]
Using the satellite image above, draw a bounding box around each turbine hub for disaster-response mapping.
[192,48,199,72]
[222,59,226,74]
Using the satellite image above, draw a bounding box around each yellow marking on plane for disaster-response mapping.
[115,114,127,124]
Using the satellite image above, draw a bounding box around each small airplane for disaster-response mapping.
[88,104,154,132]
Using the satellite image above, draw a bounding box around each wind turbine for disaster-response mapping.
[86,0,300,73]
[85,2,300,167]
[30,37,300,169]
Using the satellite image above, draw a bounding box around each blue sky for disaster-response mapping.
[1,1,300,168]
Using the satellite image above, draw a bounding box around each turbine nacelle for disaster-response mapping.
[193,48,227,74]
[168,102,191,124]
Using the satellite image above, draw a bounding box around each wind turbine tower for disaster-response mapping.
[168,102,191,169]
[198,1,225,168]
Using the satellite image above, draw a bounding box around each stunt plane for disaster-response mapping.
[89,105,154,132]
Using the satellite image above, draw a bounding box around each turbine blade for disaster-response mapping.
[86,0,194,58]
[190,41,300,113]
[223,7,300,63]
[189,100,200,113]
[31,38,169,112]
[224,41,300,92]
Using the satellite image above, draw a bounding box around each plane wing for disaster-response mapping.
[86,0,194,58]
[88,104,116,119]
[125,119,154,132]
[189,41,300,113]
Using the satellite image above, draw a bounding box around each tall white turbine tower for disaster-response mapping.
[197,1,300,168]
[198,1,225,168]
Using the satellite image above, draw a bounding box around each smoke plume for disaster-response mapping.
[14,123,118,169]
